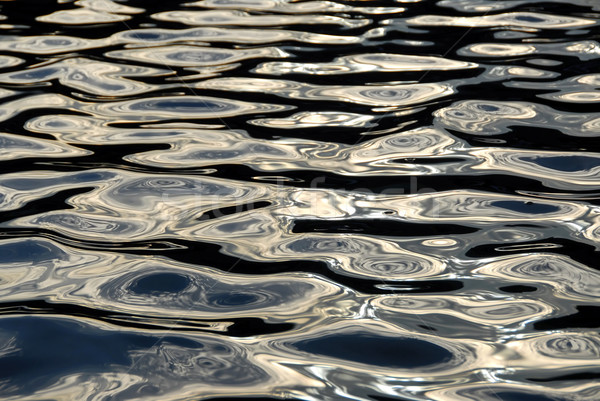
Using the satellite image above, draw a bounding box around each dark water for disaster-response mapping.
[0,0,599,400]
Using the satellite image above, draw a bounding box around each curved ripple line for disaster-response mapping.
[475,254,600,301]
[37,8,132,25]
[0,133,89,161]
[505,73,600,104]
[184,0,405,15]
[87,95,293,120]
[197,77,454,107]
[76,0,145,14]
[0,57,169,96]
[113,26,361,45]
[434,99,600,137]
[152,10,371,28]
[0,237,344,321]
[254,53,478,75]
[458,40,600,61]
[438,0,600,13]
[107,44,289,67]
[406,11,597,29]
[249,111,377,129]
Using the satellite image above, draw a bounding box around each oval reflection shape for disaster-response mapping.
[521,155,600,172]
[206,292,262,307]
[132,98,235,112]
[0,239,67,264]
[293,332,452,368]
[491,201,560,214]
[129,273,191,295]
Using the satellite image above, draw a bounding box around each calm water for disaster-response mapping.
[0,0,599,400]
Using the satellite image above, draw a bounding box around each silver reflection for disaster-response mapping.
[254,53,477,75]
[1,1,599,400]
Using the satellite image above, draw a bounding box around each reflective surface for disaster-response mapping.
[0,0,599,400]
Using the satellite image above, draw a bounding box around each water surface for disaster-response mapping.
[0,0,599,400]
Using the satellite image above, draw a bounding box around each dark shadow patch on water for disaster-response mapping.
[293,332,453,368]
[499,285,538,293]
[0,300,294,336]
[375,281,464,293]
[521,156,600,172]
[528,371,600,382]
[292,219,478,236]
[226,318,295,337]
[447,127,600,153]
[71,143,172,164]
[206,292,262,307]
[369,395,415,401]
[563,58,600,76]
[0,229,185,252]
[491,200,560,214]
[129,272,191,295]
[0,237,69,264]
[534,306,600,330]
[0,315,154,396]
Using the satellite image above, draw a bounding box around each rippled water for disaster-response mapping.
[0,0,599,400]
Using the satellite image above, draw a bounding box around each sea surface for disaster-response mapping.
[0,0,599,400]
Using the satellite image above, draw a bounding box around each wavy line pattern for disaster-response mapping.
[0,0,599,400]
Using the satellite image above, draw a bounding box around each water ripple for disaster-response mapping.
[107,44,289,67]
[89,95,293,120]
[254,53,477,75]
[113,26,361,45]
[37,8,132,25]
[434,99,600,137]
[153,10,371,28]
[198,77,454,107]
[506,73,600,103]
[184,0,405,15]
[406,12,597,29]
[0,133,89,161]
[0,57,168,96]
[249,111,376,129]
[458,40,600,60]
[1,1,599,400]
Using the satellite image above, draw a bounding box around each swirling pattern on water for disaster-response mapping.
[0,0,599,400]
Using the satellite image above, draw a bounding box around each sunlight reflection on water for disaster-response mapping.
[0,0,599,400]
